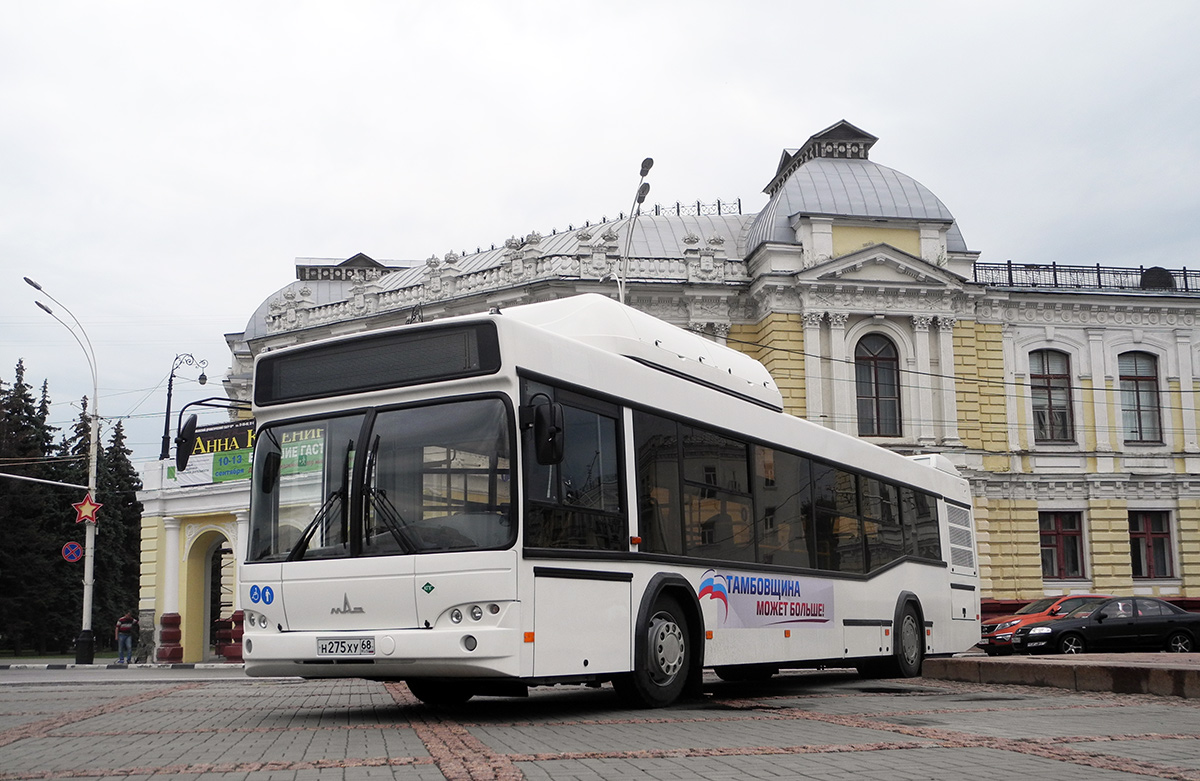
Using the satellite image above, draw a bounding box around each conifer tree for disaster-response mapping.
[93,420,143,646]
[0,361,56,653]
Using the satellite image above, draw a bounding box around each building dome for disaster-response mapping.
[746,121,967,256]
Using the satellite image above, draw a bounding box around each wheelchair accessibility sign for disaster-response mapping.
[249,585,274,605]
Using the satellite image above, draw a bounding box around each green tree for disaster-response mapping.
[92,420,143,649]
[0,361,58,654]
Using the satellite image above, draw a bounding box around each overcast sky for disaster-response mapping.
[3,1,1199,469]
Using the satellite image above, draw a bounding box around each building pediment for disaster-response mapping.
[799,244,967,290]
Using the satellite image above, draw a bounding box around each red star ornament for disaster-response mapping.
[72,492,103,523]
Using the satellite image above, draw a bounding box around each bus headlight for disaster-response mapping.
[470,605,483,622]
[450,608,463,624]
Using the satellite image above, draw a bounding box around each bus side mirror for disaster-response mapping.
[175,414,199,471]
[531,401,564,465]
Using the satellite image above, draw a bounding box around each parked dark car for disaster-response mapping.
[1011,596,1200,655]
[978,594,1111,655]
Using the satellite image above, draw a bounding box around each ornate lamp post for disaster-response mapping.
[24,277,100,664]
[160,354,207,461]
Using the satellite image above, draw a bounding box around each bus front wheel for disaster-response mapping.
[613,595,691,708]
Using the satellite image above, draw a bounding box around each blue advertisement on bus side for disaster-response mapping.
[699,569,834,628]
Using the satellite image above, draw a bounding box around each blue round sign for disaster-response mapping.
[250,585,261,604]
[262,586,274,605]
[62,541,83,562]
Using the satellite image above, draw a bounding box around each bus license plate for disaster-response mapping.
[316,637,375,656]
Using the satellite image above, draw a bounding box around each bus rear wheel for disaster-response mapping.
[857,603,923,679]
[406,679,474,707]
[613,595,691,708]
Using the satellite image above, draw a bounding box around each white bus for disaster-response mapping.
[234,294,979,707]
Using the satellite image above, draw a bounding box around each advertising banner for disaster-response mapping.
[170,420,255,486]
[698,569,835,629]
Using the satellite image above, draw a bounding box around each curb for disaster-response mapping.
[923,656,1200,698]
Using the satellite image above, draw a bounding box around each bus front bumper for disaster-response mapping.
[242,625,524,679]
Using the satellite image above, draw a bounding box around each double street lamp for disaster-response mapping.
[23,276,100,665]
[160,354,207,462]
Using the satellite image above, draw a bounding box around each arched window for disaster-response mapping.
[1029,349,1074,442]
[1118,351,1162,443]
[855,334,900,437]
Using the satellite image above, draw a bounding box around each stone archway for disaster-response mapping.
[182,528,234,663]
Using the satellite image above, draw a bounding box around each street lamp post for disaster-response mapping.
[160,354,207,462]
[617,157,653,305]
[24,277,100,665]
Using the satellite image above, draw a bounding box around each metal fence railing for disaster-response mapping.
[974,261,1200,293]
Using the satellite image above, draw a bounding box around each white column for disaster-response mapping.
[912,315,936,444]
[162,516,181,615]
[828,313,851,434]
[1175,329,1199,453]
[936,316,962,445]
[803,311,826,425]
[1086,328,1114,452]
[233,510,249,610]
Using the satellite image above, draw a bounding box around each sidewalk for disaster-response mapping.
[924,651,1200,698]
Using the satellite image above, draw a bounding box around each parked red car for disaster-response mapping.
[978,594,1111,655]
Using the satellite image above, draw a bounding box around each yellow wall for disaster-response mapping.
[729,313,806,418]
[976,497,1041,600]
[139,515,161,613]
[1180,500,1200,597]
[1088,498,1133,593]
[831,225,920,258]
[954,321,1009,466]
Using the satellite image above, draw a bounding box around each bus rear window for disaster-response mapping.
[255,323,501,406]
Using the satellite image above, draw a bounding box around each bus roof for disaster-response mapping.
[500,294,783,410]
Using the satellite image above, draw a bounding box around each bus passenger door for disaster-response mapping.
[532,569,631,678]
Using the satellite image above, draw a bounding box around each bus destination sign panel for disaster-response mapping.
[255,322,501,406]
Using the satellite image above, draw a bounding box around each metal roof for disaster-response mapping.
[747,157,964,255]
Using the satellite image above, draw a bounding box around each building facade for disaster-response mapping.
[138,120,1200,660]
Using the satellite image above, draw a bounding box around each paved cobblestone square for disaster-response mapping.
[1,669,1198,780]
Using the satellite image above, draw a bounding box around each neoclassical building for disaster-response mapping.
[138,120,1200,661]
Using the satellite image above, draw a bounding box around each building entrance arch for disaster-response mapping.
[182,526,236,663]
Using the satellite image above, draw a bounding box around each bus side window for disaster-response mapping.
[633,410,683,555]
[754,446,813,569]
[813,463,863,573]
[523,382,625,551]
[901,487,941,561]
[862,476,904,571]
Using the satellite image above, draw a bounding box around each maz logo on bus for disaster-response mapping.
[699,569,834,629]
[331,594,366,615]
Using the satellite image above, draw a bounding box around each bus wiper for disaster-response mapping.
[364,434,419,554]
[286,489,344,561]
[286,443,352,562]
[370,488,420,553]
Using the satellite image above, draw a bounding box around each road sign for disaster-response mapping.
[62,541,83,562]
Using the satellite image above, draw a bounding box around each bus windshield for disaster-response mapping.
[247,397,514,562]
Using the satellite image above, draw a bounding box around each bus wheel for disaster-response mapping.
[894,605,924,677]
[406,679,474,706]
[860,604,923,678]
[613,595,690,708]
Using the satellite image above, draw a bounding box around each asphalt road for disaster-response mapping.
[1,667,1198,780]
